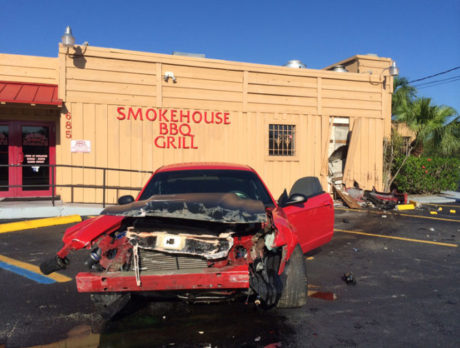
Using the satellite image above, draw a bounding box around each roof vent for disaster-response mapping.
[332,65,348,72]
[284,60,306,69]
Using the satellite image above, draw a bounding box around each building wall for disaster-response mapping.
[0,54,58,84]
[0,47,394,203]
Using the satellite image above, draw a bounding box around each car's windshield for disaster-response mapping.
[139,169,274,206]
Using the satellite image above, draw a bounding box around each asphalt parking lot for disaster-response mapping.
[0,206,459,347]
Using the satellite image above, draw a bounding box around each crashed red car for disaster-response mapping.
[41,163,334,313]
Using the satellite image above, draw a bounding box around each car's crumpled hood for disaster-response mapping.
[101,192,267,223]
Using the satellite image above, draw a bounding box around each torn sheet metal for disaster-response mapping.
[101,193,267,224]
[126,228,234,260]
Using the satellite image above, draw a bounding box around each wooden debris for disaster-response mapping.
[333,184,361,209]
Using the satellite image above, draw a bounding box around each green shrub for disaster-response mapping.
[392,156,460,193]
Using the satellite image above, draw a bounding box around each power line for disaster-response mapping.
[413,74,460,87]
[408,66,460,83]
[416,77,460,90]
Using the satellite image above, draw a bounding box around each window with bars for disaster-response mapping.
[268,124,296,156]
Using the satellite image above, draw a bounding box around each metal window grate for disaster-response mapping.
[269,124,296,156]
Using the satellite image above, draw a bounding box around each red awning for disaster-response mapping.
[0,81,62,106]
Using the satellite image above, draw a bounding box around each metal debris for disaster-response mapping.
[342,272,356,285]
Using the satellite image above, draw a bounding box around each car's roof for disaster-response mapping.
[157,162,254,173]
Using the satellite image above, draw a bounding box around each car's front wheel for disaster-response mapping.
[277,245,307,308]
[90,292,131,319]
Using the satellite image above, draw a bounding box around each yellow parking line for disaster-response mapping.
[335,207,460,223]
[423,203,459,208]
[0,215,82,234]
[335,228,458,248]
[0,254,72,282]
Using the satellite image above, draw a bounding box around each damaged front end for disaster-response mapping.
[43,193,290,308]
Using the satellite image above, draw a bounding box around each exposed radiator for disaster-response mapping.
[139,249,208,273]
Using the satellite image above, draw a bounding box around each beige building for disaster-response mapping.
[0,44,395,204]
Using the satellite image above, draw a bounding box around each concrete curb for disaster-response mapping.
[0,215,82,234]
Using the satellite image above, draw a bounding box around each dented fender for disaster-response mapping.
[268,207,299,275]
[57,215,125,258]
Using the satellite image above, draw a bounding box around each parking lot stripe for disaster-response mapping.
[0,261,55,284]
[0,254,72,283]
[335,228,458,248]
[335,207,460,223]
[423,203,460,208]
[0,215,82,234]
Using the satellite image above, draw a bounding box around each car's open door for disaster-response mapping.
[280,177,334,253]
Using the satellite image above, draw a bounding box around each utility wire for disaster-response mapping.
[408,66,460,83]
[413,74,460,87]
[416,77,460,90]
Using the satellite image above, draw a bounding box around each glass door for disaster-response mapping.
[0,124,11,195]
[0,121,55,198]
[21,125,52,195]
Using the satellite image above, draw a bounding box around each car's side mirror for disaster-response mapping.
[284,193,308,206]
[278,189,289,206]
[118,195,135,205]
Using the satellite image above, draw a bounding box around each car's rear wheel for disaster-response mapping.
[277,245,307,308]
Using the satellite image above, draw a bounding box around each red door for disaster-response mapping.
[282,193,334,253]
[0,121,55,198]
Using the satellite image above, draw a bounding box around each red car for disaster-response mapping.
[41,163,334,315]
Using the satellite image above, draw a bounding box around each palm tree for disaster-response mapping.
[395,97,458,156]
[392,77,417,118]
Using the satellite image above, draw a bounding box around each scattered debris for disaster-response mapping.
[450,209,456,214]
[198,331,204,335]
[343,218,350,223]
[342,186,407,210]
[308,291,337,301]
[365,189,407,209]
[254,336,261,342]
[382,215,387,219]
[264,342,282,348]
[429,227,435,232]
[430,211,438,215]
[353,248,359,252]
[334,184,361,209]
[342,272,357,285]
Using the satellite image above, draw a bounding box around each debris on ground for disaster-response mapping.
[333,185,361,209]
[254,336,261,342]
[345,186,407,210]
[308,291,338,301]
[264,342,282,348]
[342,272,357,285]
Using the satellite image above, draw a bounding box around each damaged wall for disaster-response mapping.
[0,47,394,202]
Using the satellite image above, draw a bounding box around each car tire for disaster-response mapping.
[90,292,131,319]
[277,245,307,308]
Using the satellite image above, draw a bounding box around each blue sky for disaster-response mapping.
[1,0,459,113]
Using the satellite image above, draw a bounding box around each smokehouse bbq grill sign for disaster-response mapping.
[116,107,231,149]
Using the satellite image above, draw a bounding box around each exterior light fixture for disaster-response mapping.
[61,26,75,48]
[379,60,399,89]
[61,26,88,55]
[388,61,399,76]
